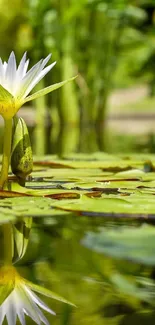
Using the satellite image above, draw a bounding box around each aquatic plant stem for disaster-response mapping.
[0,118,12,189]
[2,223,12,264]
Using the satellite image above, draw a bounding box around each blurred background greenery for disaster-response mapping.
[1,0,155,155]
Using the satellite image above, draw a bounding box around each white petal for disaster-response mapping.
[22,61,56,98]
[40,54,52,70]
[3,62,7,74]
[23,59,29,76]
[13,56,30,96]
[16,52,27,78]
[5,52,17,92]
[15,59,43,99]
[15,54,54,99]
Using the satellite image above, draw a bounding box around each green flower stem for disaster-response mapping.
[0,118,12,189]
[2,223,12,264]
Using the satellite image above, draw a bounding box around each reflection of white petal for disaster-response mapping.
[24,285,56,315]
[17,285,41,324]
[17,308,26,325]
[0,278,55,325]
[0,304,6,325]
[6,301,17,325]
[33,305,50,325]
[24,290,50,325]
[23,308,28,316]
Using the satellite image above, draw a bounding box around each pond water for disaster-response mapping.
[8,215,155,325]
[1,152,155,324]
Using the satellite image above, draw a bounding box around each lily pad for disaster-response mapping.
[0,197,72,220]
[1,153,155,220]
[50,193,155,218]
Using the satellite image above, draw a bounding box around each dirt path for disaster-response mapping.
[106,84,155,134]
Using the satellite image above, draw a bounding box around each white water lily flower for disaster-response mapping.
[0,52,75,119]
[0,265,74,325]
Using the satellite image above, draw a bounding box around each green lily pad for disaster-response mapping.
[1,153,155,221]
[0,197,72,220]
[0,209,16,223]
[50,193,155,217]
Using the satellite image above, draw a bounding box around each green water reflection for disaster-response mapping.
[46,126,155,156]
[18,215,155,325]
[0,122,155,156]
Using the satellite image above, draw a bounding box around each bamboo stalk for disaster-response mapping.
[34,80,47,155]
[60,29,80,125]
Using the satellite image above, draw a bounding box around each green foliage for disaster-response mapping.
[0,0,152,147]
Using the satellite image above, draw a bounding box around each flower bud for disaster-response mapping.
[11,116,33,180]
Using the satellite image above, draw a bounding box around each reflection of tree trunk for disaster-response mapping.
[79,124,99,153]
[95,89,109,151]
[57,124,80,156]
[45,111,52,154]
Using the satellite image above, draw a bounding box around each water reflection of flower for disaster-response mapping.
[0,221,75,325]
[0,265,55,325]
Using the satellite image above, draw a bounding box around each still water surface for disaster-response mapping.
[15,214,155,325]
